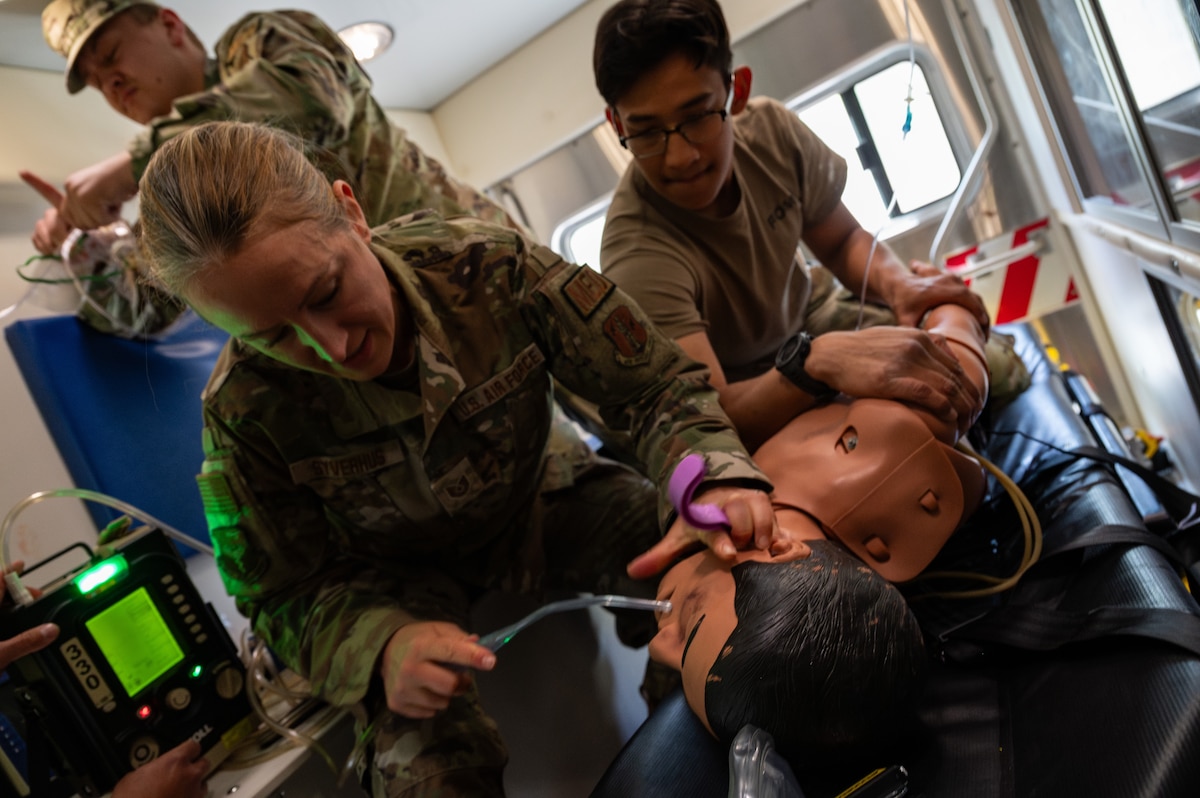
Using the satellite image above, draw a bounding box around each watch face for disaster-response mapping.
[779,334,802,363]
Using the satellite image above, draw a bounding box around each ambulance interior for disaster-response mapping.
[2,0,1200,795]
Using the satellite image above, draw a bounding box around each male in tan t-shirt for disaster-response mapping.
[593,0,1022,451]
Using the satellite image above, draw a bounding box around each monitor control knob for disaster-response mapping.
[215,667,244,699]
[129,736,160,768]
[166,687,192,711]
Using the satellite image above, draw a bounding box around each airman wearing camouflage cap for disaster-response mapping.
[41,0,160,93]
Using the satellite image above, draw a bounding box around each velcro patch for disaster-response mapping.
[603,305,652,366]
[197,472,243,529]
[289,441,406,484]
[433,458,487,514]
[561,267,614,319]
[453,343,546,421]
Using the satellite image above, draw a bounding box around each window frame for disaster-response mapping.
[1011,0,1200,247]
[784,43,972,237]
[550,194,612,271]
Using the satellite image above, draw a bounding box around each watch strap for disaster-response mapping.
[775,332,837,403]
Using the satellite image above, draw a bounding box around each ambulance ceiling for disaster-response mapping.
[0,0,594,110]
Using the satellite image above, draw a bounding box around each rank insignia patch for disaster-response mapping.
[562,267,614,319]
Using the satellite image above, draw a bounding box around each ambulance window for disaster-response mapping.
[1094,0,1200,229]
[1013,0,1192,227]
[792,61,961,229]
[552,199,609,272]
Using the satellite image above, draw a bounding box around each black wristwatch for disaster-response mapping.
[775,332,838,403]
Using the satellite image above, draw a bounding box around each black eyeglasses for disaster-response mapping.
[618,87,735,159]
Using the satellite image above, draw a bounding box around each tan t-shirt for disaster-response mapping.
[601,97,847,382]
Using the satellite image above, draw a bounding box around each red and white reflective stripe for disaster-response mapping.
[945,217,1078,324]
[1164,157,1200,202]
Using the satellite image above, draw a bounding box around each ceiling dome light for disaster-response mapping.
[337,21,395,63]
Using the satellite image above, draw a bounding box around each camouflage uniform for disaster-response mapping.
[41,3,518,335]
[195,213,770,796]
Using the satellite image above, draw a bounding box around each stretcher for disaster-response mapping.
[593,324,1200,797]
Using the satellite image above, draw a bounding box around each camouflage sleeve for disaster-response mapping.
[128,11,362,180]
[197,403,423,706]
[514,240,771,527]
[393,136,527,235]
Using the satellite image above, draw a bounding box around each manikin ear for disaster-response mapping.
[605,107,627,139]
[332,180,371,242]
[730,66,753,115]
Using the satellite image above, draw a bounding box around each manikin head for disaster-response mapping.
[138,121,411,382]
[651,540,927,768]
[42,0,206,123]
[593,0,752,217]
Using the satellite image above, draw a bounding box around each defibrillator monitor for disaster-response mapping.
[0,529,254,796]
[85,587,185,698]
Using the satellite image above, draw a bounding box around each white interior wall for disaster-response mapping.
[0,233,96,569]
[386,109,455,167]
[0,67,456,184]
[432,0,808,188]
[0,67,142,183]
[969,0,1157,430]
[0,66,141,570]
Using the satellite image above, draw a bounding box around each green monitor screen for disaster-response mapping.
[85,587,184,698]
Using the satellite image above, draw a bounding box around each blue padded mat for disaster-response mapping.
[5,313,228,553]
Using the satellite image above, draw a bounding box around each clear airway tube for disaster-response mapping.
[857,191,901,331]
[1,251,81,322]
[0,293,29,323]
[477,594,672,652]
[0,487,214,583]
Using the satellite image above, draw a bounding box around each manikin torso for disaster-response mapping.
[752,397,987,582]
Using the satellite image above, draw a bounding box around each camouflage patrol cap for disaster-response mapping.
[42,0,160,94]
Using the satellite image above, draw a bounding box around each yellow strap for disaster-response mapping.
[909,443,1043,600]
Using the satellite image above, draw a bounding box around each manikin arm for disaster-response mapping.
[908,301,990,445]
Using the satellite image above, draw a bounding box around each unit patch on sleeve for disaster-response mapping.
[603,305,652,366]
[561,267,615,319]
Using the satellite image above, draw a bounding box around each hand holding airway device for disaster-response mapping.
[668,454,731,531]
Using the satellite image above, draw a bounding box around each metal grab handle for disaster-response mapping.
[478,594,671,652]
[929,0,998,269]
[948,238,1045,280]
